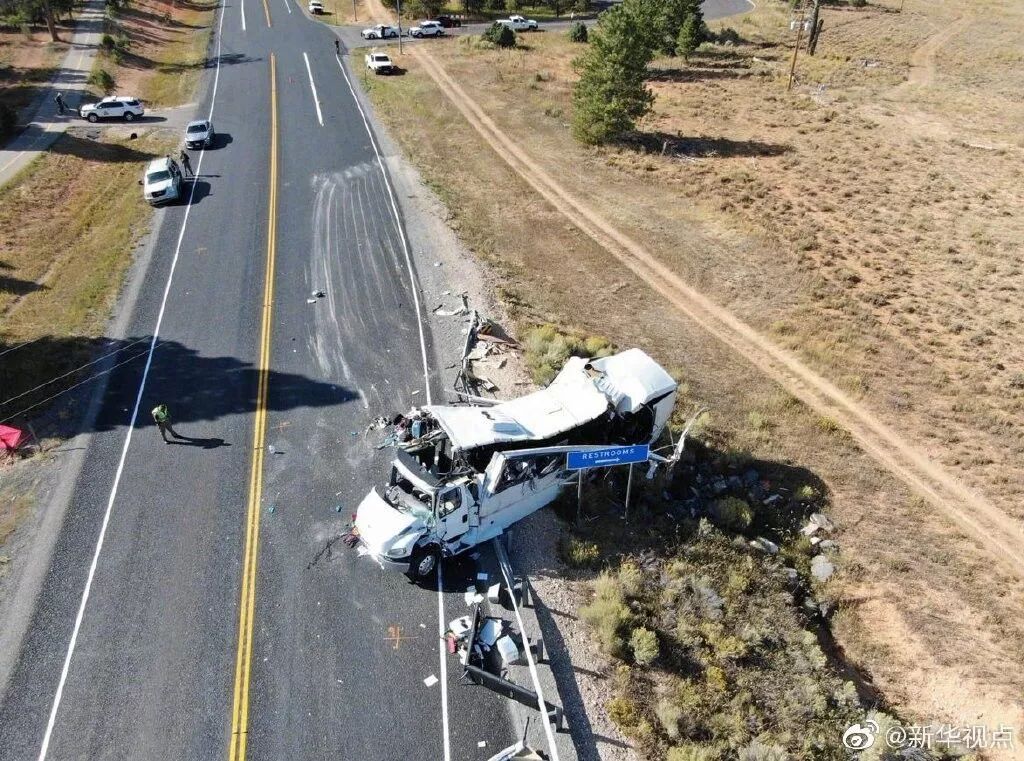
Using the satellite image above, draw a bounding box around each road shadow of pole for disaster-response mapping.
[0,335,361,437]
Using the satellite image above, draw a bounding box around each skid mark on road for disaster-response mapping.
[309,168,426,413]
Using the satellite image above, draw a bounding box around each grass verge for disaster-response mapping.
[0,129,173,422]
[92,0,218,107]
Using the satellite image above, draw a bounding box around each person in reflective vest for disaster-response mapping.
[151,404,184,444]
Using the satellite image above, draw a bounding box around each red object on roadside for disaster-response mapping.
[0,424,26,452]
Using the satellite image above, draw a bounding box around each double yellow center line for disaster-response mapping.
[228,53,278,761]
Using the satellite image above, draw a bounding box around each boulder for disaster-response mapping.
[811,554,835,582]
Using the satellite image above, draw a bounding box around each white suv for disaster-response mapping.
[80,96,145,123]
[142,157,183,206]
[409,20,444,37]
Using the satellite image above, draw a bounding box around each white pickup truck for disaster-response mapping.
[355,349,678,578]
[497,14,538,31]
[364,52,396,75]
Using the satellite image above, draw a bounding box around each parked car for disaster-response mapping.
[409,20,444,37]
[433,14,461,27]
[79,96,144,123]
[365,52,396,75]
[308,0,324,12]
[184,119,215,149]
[497,14,538,31]
[361,23,399,39]
[142,157,183,206]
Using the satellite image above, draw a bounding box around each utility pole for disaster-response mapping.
[396,0,403,54]
[352,0,357,22]
[787,0,811,90]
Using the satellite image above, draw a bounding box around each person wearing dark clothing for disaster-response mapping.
[179,149,193,178]
[151,404,185,443]
[335,39,340,55]
[54,92,66,115]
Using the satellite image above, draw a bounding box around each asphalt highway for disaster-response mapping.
[0,0,750,758]
[0,2,513,759]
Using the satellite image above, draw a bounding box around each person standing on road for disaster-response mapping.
[151,404,185,444]
[54,92,66,115]
[179,149,193,178]
[334,39,340,55]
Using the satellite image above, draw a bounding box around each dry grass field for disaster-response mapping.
[93,0,218,106]
[364,0,1024,752]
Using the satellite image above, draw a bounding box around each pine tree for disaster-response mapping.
[676,2,704,61]
[571,0,655,144]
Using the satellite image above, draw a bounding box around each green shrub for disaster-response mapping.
[606,696,639,730]
[522,324,614,385]
[568,20,588,42]
[629,626,659,665]
[582,334,611,355]
[580,571,631,657]
[708,496,754,532]
[483,21,516,47]
[738,738,788,761]
[655,697,683,739]
[100,33,116,51]
[561,536,600,568]
[88,68,116,94]
[617,560,644,597]
[714,26,742,45]
[667,744,721,761]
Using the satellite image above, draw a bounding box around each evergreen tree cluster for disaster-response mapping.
[571,0,706,144]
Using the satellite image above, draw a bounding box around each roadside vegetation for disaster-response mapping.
[385,0,594,22]
[0,130,173,411]
[365,0,1024,750]
[92,0,218,106]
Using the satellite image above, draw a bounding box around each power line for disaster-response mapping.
[0,346,153,426]
[0,335,46,359]
[0,337,151,409]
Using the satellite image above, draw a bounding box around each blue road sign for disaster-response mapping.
[566,444,650,470]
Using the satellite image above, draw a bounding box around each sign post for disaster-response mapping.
[566,445,650,523]
[624,464,634,523]
[576,469,584,525]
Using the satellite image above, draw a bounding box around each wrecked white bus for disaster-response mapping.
[355,349,678,578]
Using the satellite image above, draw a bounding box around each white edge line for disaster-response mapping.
[303,52,325,127]
[335,51,446,760]
[494,539,560,761]
[436,564,452,761]
[35,2,228,758]
[241,0,246,31]
[282,0,291,13]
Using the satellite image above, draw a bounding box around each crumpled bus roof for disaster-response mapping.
[424,349,676,451]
